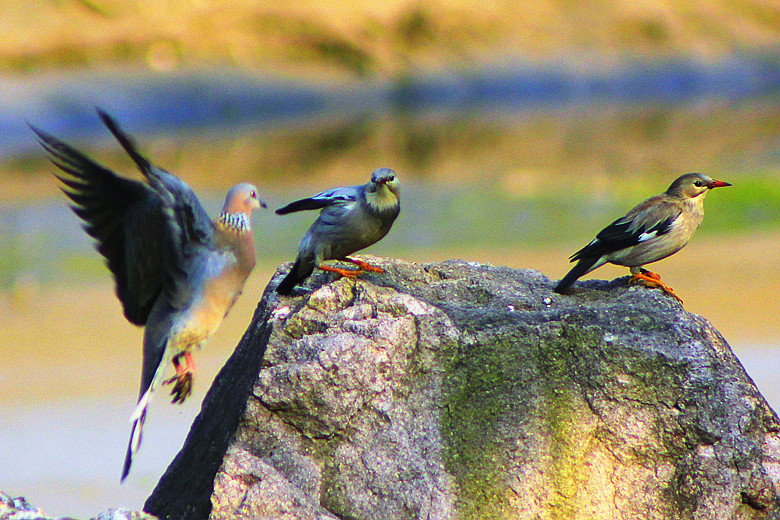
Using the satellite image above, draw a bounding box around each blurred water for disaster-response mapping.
[3,56,779,157]
[1,63,779,518]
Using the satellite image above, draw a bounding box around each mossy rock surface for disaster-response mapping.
[145,256,780,520]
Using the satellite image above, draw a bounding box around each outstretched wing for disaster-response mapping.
[571,195,681,262]
[97,111,216,307]
[276,186,359,215]
[33,124,161,324]
[33,113,215,324]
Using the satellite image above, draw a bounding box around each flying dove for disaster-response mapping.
[32,110,265,481]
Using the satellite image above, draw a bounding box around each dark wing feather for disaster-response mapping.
[32,125,161,325]
[276,197,330,214]
[98,110,152,174]
[97,111,214,246]
[34,112,217,323]
[571,201,680,262]
[96,112,217,308]
[555,255,601,294]
[276,187,358,215]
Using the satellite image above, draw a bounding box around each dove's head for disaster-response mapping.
[223,183,267,215]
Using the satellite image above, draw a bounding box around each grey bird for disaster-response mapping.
[275,168,400,295]
[554,173,731,301]
[32,110,265,481]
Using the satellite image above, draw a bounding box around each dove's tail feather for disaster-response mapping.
[120,389,151,482]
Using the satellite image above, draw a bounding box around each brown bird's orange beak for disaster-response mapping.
[707,180,732,189]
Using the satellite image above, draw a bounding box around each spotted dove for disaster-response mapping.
[32,110,265,481]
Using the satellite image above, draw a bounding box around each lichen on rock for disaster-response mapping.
[145,256,780,520]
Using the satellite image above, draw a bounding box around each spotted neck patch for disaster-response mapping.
[217,212,250,233]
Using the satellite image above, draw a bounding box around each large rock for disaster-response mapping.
[146,257,780,520]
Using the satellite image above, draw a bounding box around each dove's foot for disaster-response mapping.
[165,351,195,404]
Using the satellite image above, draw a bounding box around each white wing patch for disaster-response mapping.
[636,230,660,242]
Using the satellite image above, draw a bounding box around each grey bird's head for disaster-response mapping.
[365,168,400,211]
[665,173,731,200]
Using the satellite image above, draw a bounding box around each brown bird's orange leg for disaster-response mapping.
[629,270,683,303]
[318,264,363,278]
[344,257,384,273]
[165,351,195,404]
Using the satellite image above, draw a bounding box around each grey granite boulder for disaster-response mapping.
[146,257,780,520]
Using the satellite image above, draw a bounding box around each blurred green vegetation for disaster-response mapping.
[705,176,780,231]
[0,172,776,290]
[3,90,777,290]
[11,96,770,193]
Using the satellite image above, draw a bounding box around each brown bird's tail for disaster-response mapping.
[555,256,601,294]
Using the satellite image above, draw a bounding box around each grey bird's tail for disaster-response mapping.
[554,257,600,294]
[276,258,312,295]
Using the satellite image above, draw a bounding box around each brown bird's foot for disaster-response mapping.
[637,268,662,281]
[629,272,683,303]
[164,352,195,404]
[319,264,364,278]
[344,257,384,273]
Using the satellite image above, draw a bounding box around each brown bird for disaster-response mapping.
[32,110,265,481]
[554,173,731,301]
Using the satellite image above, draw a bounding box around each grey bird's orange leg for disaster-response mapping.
[344,257,384,273]
[629,269,683,303]
[318,264,364,278]
[165,352,195,404]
